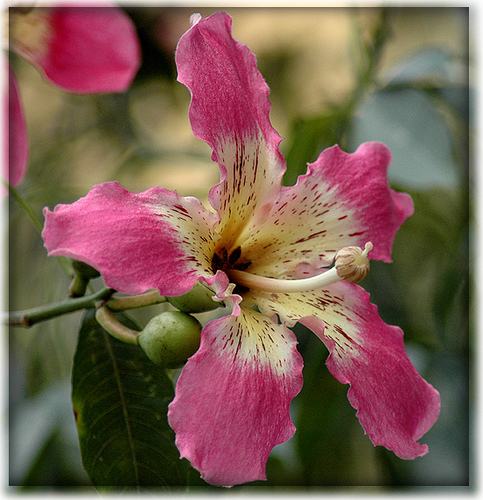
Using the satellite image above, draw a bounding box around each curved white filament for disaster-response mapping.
[230,242,374,293]
[229,267,341,293]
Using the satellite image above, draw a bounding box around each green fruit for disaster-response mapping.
[138,312,201,368]
[167,282,219,313]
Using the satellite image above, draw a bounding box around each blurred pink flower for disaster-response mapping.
[7,65,28,187]
[7,5,140,186]
[42,12,440,487]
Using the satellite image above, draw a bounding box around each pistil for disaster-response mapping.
[230,242,373,293]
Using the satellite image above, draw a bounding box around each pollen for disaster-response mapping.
[9,8,52,60]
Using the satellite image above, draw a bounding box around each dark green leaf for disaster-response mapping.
[283,108,350,186]
[438,86,470,119]
[72,310,188,490]
[364,188,466,349]
[294,326,383,486]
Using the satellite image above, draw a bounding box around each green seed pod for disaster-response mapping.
[72,260,100,279]
[167,282,219,313]
[138,311,201,368]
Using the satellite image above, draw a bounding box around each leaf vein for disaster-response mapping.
[102,330,140,489]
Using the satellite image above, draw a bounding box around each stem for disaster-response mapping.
[348,8,391,112]
[6,181,73,276]
[106,290,166,311]
[95,306,139,345]
[68,274,89,298]
[7,287,114,328]
[6,182,43,233]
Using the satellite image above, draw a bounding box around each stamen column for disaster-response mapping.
[230,242,373,293]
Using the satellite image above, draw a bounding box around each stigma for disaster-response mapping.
[229,242,373,293]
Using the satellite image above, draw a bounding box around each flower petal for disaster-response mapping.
[241,142,413,278]
[11,6,140,93]
[251,282,440,459]
[201,270,242,316]
[6,66,28,186]
[42,182,216,295]
[168,306,303,486]
[176,12,285,250]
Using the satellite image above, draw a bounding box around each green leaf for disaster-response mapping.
[363,188,466,349]
[401,352,469,485]
[349,89,459,189]
[72,310,188,489]
[283,108,350,186]
[438,86,470,119]
[383,48,463,87]
[380,48,469,119]
[294,326,383,485]
[10,382,72,484]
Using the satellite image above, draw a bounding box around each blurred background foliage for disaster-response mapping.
[8,6,469,489]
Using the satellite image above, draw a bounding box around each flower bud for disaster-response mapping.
[167,282,218,313]
[334,243,372,283]
[138,311,201,368]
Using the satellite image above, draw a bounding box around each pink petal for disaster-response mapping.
[14,6,140,93]
[251,283,440,459]
[201,270,242,316]
[42,182,216,295]
[176,12,285,249]
[168,307,303,486]
[241,142,413,278]
[6,66,28,186]
[309,142,414,262]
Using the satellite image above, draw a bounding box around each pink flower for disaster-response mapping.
[42,12,440,487]
[7,65,28,187]
[7,5,140,186]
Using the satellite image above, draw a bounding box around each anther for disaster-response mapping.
[229,242,373,293]
[334,242,373,283]
[228,246,242,265]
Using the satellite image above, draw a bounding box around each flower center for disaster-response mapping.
[211,246,252,294]
[211,246,252,273]
[229,242,373,293]
[9,8,52,59]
